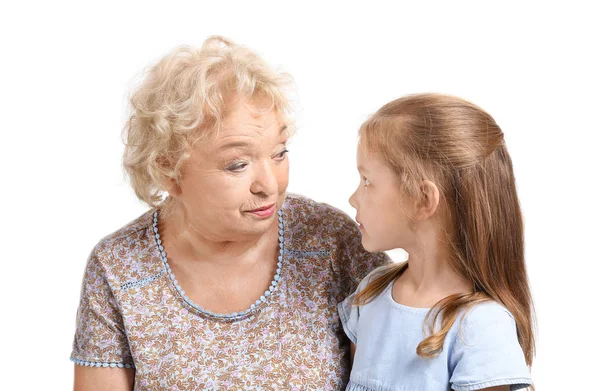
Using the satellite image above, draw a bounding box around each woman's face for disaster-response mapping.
[173,97,289,241]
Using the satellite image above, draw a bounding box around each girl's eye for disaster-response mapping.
[363,177,371,186]
[226,161,248,172]
[274,149,289,160]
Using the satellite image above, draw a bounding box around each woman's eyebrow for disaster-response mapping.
[216,124,287,151]
[218,141,253,151]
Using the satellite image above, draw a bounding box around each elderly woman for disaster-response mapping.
[71,36,389,390]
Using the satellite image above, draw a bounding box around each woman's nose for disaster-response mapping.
[250,161,278,196]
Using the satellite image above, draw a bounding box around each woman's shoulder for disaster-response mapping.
[283,193,356,231]
[284,193,351,220]
[97,210,154,244]
[283,193,358,249]
[86,210,162,286]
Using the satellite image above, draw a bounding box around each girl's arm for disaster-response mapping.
[350,342,356,366]
[74,366,135,391]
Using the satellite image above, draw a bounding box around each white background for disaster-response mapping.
[1,1,598,389]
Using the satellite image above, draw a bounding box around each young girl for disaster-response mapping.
[339,93,535,391]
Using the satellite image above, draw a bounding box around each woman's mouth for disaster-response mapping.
[248,204,276,218]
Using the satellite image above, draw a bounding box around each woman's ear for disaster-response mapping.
[415,180,440,220]
[157,156,182,197]
[164,177,182,197]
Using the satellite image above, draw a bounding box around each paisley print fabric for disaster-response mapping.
[71,194,390,390]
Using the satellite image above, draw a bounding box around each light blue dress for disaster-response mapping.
[338,269,533,391]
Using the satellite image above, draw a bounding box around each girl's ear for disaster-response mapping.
[415,180,440,220]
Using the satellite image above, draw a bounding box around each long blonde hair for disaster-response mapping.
[354,94,535,371]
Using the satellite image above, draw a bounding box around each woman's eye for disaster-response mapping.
[363,177,371,186]
[274,149,289,160]
[226,162,248,172]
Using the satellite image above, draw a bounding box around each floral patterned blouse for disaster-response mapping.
[71,194,389,390]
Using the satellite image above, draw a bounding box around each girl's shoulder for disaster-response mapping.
[460,300,516,330]
[448,300,531,390]
[449,300,519,353]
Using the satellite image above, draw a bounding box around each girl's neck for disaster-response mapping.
[393,229,471,308]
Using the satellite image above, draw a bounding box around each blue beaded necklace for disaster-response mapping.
[152,208,285,321]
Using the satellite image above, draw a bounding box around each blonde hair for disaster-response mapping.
[354,94,535,377]
[123,36,295,208]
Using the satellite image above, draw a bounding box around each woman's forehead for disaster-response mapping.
[192,98,289,157]
[198,115,287,158]
[217,120,287,143]
[222,97,281,126]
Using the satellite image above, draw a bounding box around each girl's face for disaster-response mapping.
[349,142,417,252]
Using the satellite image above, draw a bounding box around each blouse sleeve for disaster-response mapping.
[449,303,532,391]
[70,244,134,368]
[337,287,361,344]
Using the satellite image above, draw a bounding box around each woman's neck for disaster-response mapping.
[159,205,279,267]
